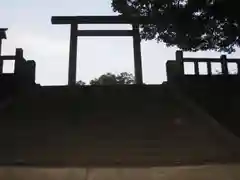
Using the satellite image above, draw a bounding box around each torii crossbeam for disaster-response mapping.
[51,16,151,85]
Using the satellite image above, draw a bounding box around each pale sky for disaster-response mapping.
[1,0,240,85]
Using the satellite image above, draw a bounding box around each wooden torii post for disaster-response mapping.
[51,16,150,86]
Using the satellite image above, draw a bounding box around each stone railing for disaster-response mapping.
[166,51,240,83]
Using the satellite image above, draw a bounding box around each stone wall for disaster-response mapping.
[1,85,240,167]
[166,57,240,137]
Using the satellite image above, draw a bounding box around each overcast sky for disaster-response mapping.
[1,0,240,85]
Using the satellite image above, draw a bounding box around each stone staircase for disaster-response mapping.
[0,85,240,167]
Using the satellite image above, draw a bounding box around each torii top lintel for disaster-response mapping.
[51,16,152,24]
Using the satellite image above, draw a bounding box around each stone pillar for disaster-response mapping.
[14,48,25,75]
[25,60,36,84]
[220,55,228,76]
[207,61,212,76]
[194,61,199,75]
[176,51,184,75]
[0,29,7,74]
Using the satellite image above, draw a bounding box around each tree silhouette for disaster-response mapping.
[112,0,239,53]
[90,72,135,85]
[76,72,135,85]
[76,80,86,86]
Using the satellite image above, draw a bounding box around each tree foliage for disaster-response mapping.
[76,80,86,86]
[90,72,135,85]
[76,72,135,85]
[112,0,239,53]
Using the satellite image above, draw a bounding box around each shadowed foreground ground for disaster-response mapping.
[1,165,240,180]
[0,85,240,167]
[1,85,240,179]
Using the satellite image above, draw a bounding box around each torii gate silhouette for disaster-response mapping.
[51,16,151,85]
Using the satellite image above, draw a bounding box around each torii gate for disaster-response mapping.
[51,16,151,85]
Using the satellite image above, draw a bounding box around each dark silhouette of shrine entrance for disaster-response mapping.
[3,19,240,173]
[51,16,151,85]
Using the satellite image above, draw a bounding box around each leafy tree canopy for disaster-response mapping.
[112,0,238,53]
[77,72,135,85]
[76,80,86,86]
